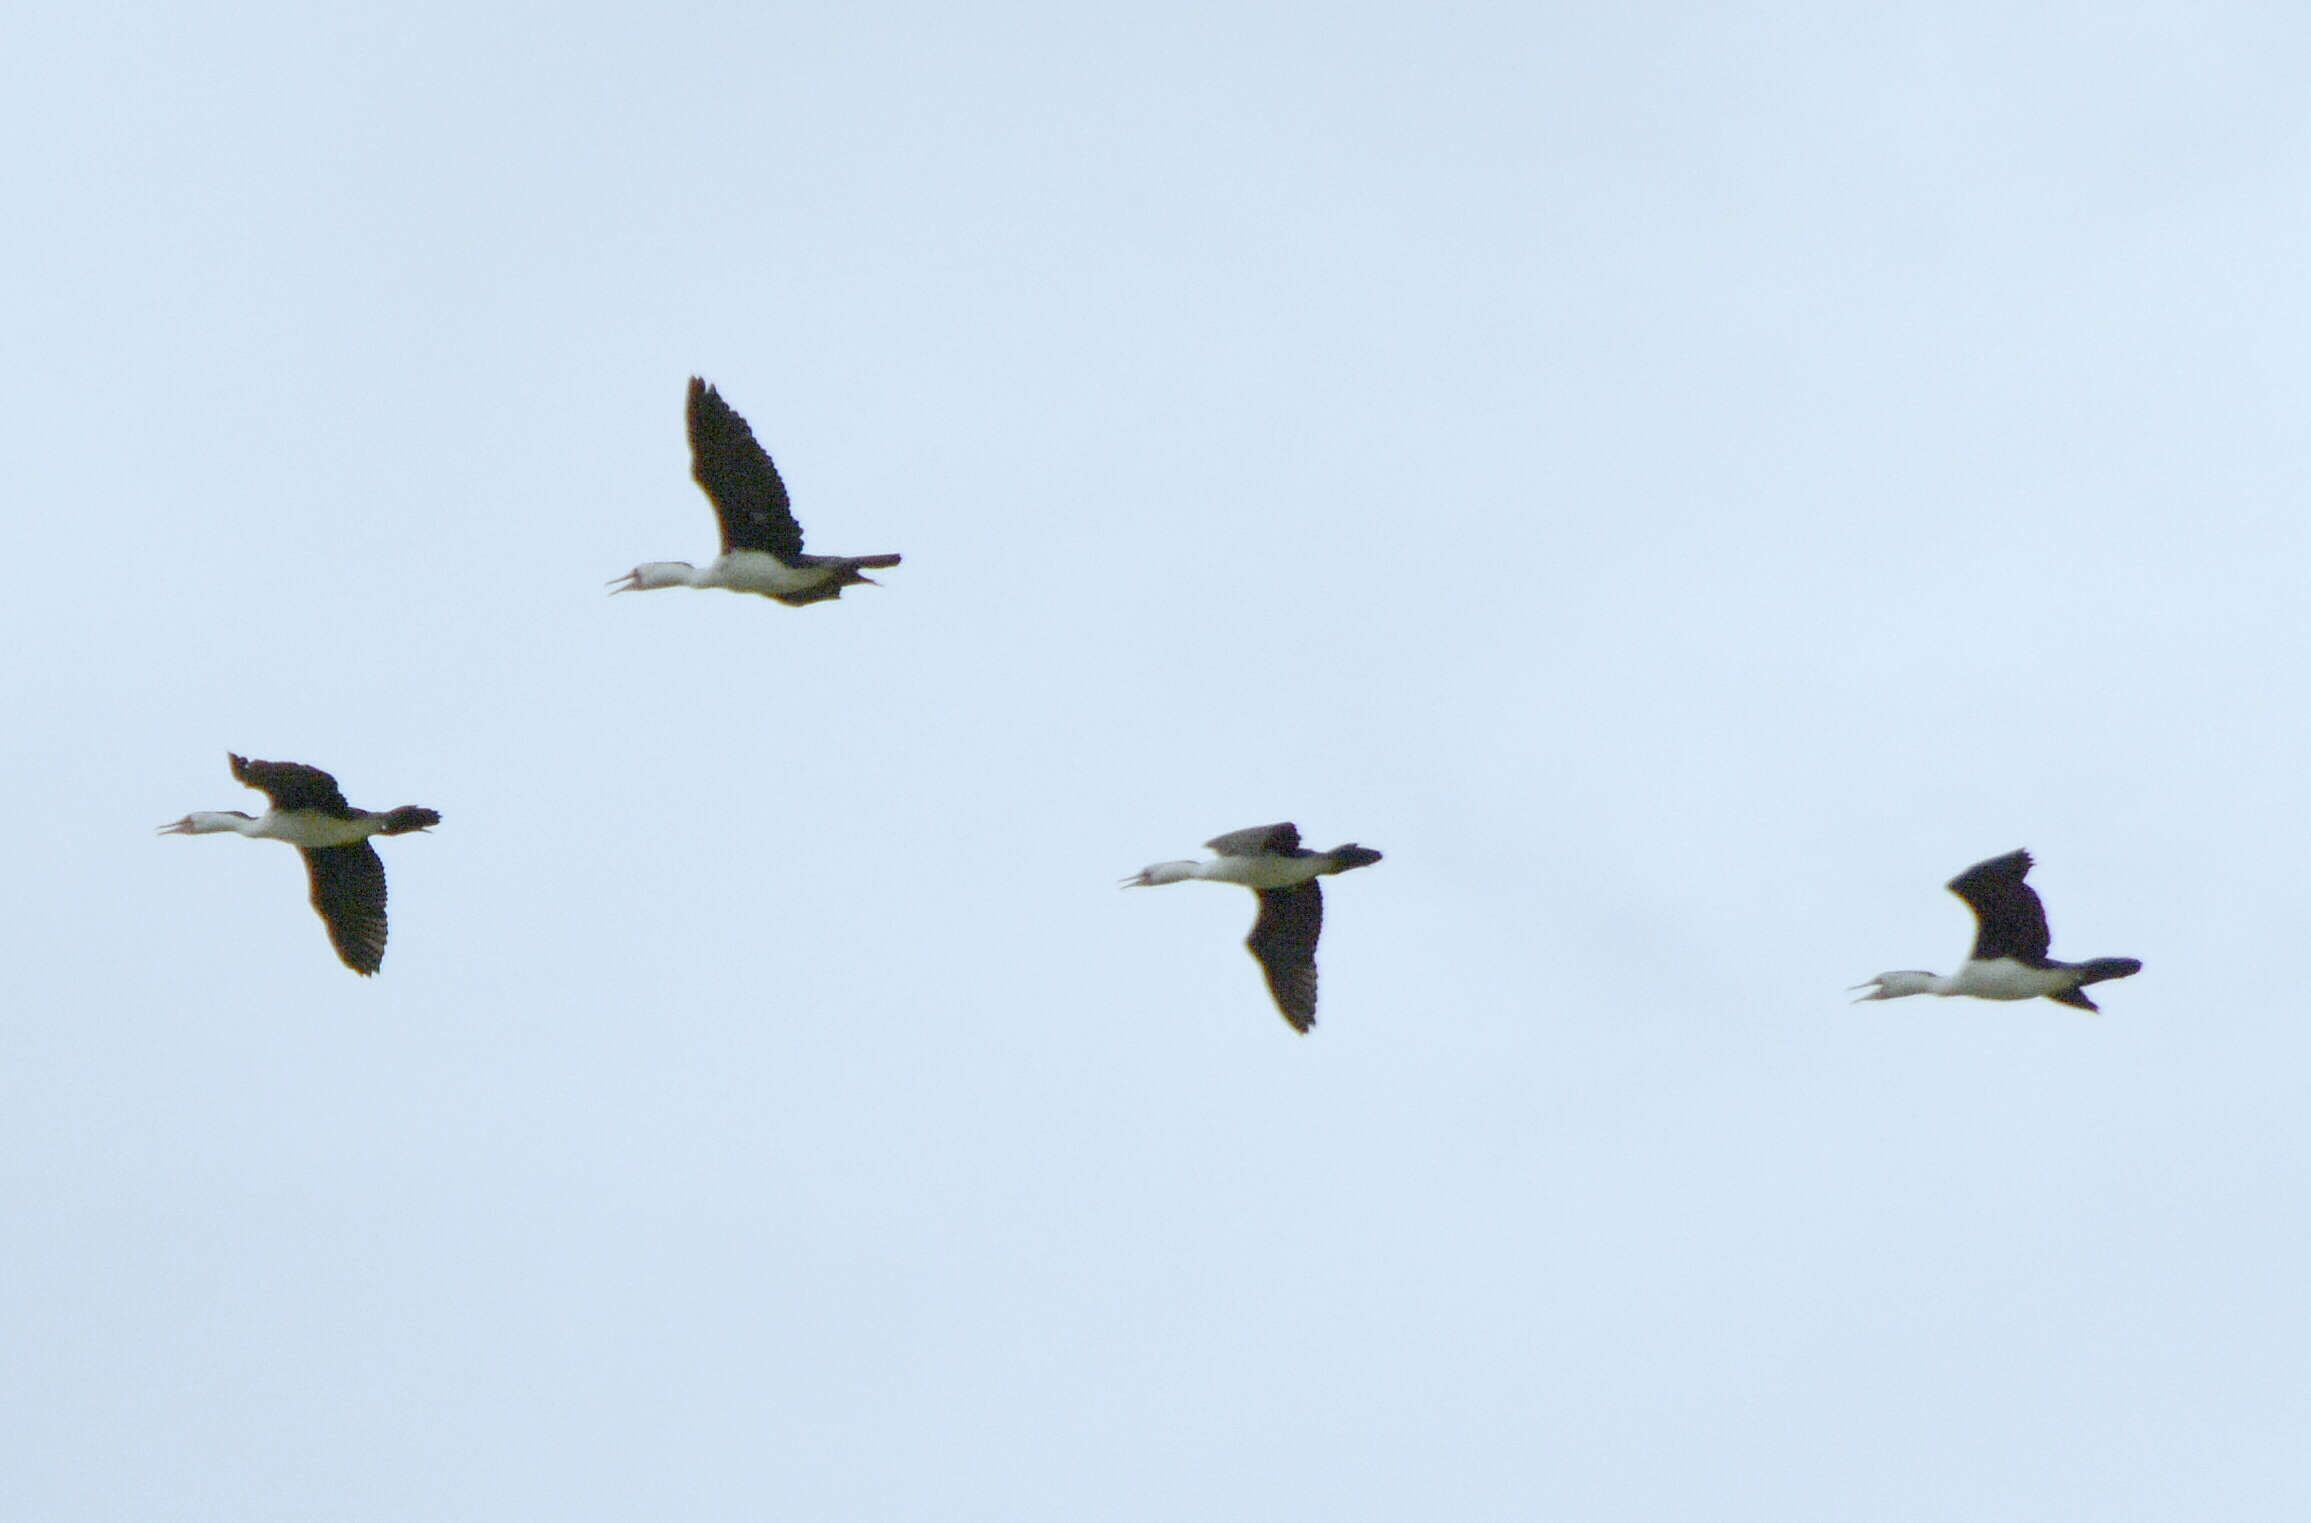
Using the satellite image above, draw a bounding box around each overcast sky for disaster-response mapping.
[6,2,2310,1518]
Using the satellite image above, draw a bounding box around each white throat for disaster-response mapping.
[1853,969,1951,1001]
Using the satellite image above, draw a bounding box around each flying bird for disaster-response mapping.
[1122,823,1382,1032]
[1852,848,2141,1012]
[158,754,439,976]
[609,377,901,605]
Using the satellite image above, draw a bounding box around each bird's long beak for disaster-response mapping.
[156,817,193,835]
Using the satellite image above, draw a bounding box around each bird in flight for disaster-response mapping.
[609,377,901,605]
[1853,848,2141,1012]
[1123,823,1382,1032]
[159,754,439,976]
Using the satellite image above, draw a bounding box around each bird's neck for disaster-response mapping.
[627,561,703,591]
[184,810,263,836]
[1875,970,1952,998]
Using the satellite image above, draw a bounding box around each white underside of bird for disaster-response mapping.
[158,810,397,849]
[1852,959,2091,1002]
[1123,855,1334,891]
[609,551,855,597]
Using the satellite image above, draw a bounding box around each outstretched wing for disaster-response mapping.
[302,842,389,976]
[1205,822,1302,857]
[687,378,806,560]
[1946,849,2051,963]
[230,754,354,817]
[1246,880,1324,1033]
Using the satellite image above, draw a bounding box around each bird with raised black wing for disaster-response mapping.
[1853,848,2141,1012]
[609,377,901,606]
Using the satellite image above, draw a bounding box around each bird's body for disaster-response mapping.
[159,754,439,976]
[1854,848,2141,1013]
[610,377,900,606]
[1123,823,1382,1033]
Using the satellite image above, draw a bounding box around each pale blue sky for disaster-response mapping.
[6,2,2310,1518]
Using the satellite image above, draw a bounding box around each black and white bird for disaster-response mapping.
[609,377,901,605]
[1122,823,1382,1032]
[1853,848,2142,1012]
[158,754,439,976]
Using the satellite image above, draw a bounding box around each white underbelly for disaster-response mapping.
[1209,857,1327,890]
[267,813,377,849]
[1951,958,2071,1000]
[714,551,831,596]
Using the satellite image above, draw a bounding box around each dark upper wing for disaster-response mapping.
[1946,849,2051,963]
[1205,822,1302,857]
[687,377,805,560]
[230,754,354,816]
[302,842,389,976]
[1245,880,1323,1033]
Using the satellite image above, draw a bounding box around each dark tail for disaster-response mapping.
[2077,956,2142,985]
[2048,956,2142,1011]
[379,806,441,834]
[1327,844,1383,872]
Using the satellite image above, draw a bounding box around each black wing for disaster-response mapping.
[1205,822,1302,857]
[1246,880,1323,1033]
[1946,849,2051,963]
[302,842,389,976]
[230,754,355,818]
[687,378,805,560]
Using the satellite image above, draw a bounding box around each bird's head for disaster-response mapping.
[1849,970,1939,1002]
[608,562,697,594]
[156,810,253,836]
[1120,861,1199,888]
